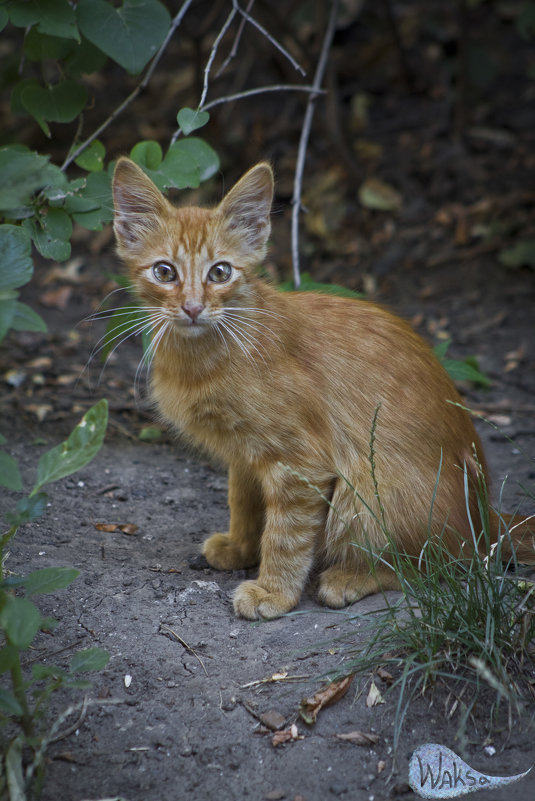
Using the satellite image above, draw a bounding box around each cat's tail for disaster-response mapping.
[489,510,535,563]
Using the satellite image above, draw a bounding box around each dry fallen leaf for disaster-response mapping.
[336,730,379,746]
[366,681,385,708]
[271,724,303,747]
[95,523,138,534]
[40,286,73,310]
[358,177,402,212]
[376,667,393,685]
[299,674,354,725]
[118,523,138,535]
[25,404,53,422]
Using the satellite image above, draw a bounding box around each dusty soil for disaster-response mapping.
[4,237,535,801]
[2,3,535,800]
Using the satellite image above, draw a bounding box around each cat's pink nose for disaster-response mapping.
[181,302,205,322]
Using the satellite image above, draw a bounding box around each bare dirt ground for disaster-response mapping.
[2,3,535,799]
[3,239,535,801]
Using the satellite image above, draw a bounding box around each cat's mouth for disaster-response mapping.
[173,316,211,335]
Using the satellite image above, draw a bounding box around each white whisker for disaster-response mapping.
[217,319,257,366]
[219,316,267,366]
[134,318,170,396]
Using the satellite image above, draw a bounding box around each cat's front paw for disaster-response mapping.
[202,532,257,571]
[233,580,297,620]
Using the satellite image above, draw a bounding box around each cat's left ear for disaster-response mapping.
[217,162,273,259]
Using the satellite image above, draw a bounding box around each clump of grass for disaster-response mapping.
[333,416,535,746]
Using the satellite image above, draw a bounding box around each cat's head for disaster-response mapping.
[112,158,273,334]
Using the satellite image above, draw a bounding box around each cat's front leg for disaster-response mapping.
[233,466,330,620]
[202,463,263,570]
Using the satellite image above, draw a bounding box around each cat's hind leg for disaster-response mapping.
[318,564,400,608]
[202,464,263,570]
[317,473,400,608]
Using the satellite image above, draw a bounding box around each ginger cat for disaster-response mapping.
[112,158,534,619]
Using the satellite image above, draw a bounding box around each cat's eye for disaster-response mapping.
[207,262,232,284]
[152,262,177,283]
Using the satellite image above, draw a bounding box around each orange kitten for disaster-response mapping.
[112,158,534,619]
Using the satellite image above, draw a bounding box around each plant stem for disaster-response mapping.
[10,651,33,738]
[291,0,340,288]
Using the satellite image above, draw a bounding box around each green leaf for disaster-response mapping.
[0,451,22,491]
[23,29,75,61]
[5,737,25,801]
[0,146,66,214]
[5,493,48,527]
[146,138,220,191]
[0,645,18,674]
[65,35,108,76]
[0,689,24,717]
[0,8,8,31]
[442,359,491,387]
[70,647,110,673]
[23,208,73,261]
[164,138,220,184]
[499,240,535,270]
[278,273,363,299]
[31,662,67,680]
[130,140,163,170]
[0,225,33,290]
[21,80,88,135]
[10,78,42,116]
[9,0,79,39]
[24,567,79,596]
[177,107,210,136]
[75,140,106,172]
[69,170,113,230]
[77,0,171,74]
[138,426,163,442]
[0,596,41,649]
[34,399,108,493]
[432,339,450,360]
[11,302,47,334]
[0,298,18,342]
[102,305,146,359]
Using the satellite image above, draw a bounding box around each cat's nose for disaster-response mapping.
[181,302,205,322]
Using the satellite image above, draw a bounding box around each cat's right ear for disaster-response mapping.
[112,158,168,254]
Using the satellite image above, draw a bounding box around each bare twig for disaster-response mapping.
[202,83,324,112]
[232,0,306,76]
[60,0,194,171]
[216,0,255,77]
[170,84,325,144]
[291,0,339,287]
[50,694,89,743]
[199,7,238,109]
[159,623,209,676]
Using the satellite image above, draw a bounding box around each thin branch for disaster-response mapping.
[291,0,339,288]
[199,7,238,109]
[232,0,306,76]
[216,0,255,77]
[202,83,325,112]
[60,0,194,171]
[170,84,325,144]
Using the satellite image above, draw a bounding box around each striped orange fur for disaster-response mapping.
[112,158,534,619]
